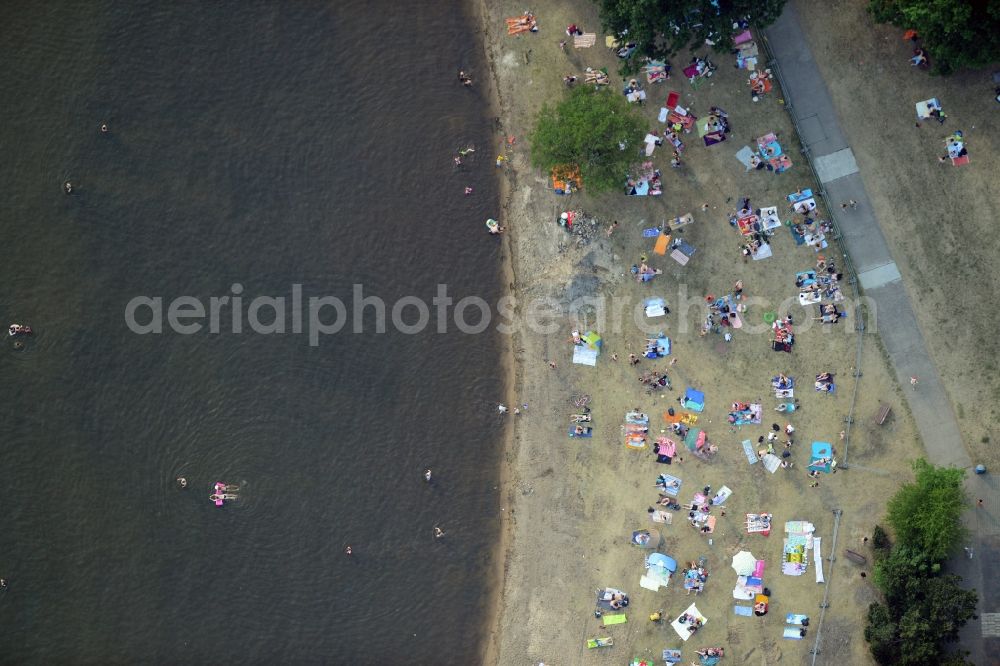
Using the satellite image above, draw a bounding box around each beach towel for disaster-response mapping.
[814,536,824,583]
[732,585,754,600]
[915,97,941,120]
[572,346,599,366]
[786,613,809,625]
[754,559,766,577]
[658,106,669,123]
[676,239,697,257]
[741,439,759,464]
[684,388,705,412]
[657,473,682,497]
[783,627,806,639]
[650,510,672,524]
[734,604,753,616]
[645,297,667,318]
[671,249,690,266]
[642,226,661,237]
[702,515,716,533]
[602,613,627,626]
[786,188,813,203]
[762,453,782,473]
[735,145,754,170]
[663,649,682,664]
[810,442,833,473]
[653,232,670,255]
[574,33,596,48]
[752,243,772,260]
[712,486,732,506]
[671,603,707,641]
[666,90,680,108]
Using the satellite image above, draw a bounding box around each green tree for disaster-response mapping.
[529,86,646,194]
[873,546,940,611]
[869,0,1000,74]
[597,0,786,68]
[885,458,966,562]
[864,602,899,665]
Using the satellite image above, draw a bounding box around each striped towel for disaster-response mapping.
[574,33,597,48]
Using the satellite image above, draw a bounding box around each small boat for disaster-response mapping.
[844,549,867,565]
[586,637,613,649]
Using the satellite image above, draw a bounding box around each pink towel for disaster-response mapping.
[753,559,766,577]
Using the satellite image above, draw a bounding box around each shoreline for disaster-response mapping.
[470,0,519,663]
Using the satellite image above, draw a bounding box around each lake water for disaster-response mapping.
[0,1,506,662]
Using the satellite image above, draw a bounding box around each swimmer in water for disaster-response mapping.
[176,477,187,488]
[434,526,445,539]
[64,181,73,194]
[424,469,432,482]
[464,187,473,195]
[453,156,462,166]
[345,546,352,555]
[100,123,108,133]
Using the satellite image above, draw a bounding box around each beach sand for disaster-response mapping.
[477,1,926,663]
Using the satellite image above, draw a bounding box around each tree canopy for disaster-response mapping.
[864,459,977,665]
[885,458,966,562]
[529,86,646,193]
[869,0,1000,74]
[597,0,787,68]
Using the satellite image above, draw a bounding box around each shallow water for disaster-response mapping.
[0,1,505,662]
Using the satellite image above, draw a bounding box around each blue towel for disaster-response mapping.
[783,626,805,639]
[786,613,809,625]
[734,605,753,617]
[657,473,682,497]
[676,239,697,256]
[643,227,661,237]
[742,439,759,464]
[789,225,806,245]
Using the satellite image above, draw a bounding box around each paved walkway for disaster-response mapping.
[765,5,997,662]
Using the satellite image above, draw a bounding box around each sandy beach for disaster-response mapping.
[476,1,935,664]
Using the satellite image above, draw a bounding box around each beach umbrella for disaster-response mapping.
[731,550,757,576]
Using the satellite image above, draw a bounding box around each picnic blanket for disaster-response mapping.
[671,603,707,641]
[752,243,772,261]
[746,513,772,534]
[784,626,806,639]
[684,388,705,412]
[645,297,668,318]
[729,403,761,425]
[735,145,755,170]
[663,648,683,664]
[915,97,941,120]
[760,206,781,230]
[574,33,596,48]
[787,613,810,626]
[761,453,782,473]
[741,439,759,464]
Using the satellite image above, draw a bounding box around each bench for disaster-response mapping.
[874,403,892,426]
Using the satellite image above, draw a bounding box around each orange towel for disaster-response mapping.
[653,233,670,255]
[663,411,682,424]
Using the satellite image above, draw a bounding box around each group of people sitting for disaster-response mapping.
[771,314,795,352]
[815,372,835,392]
[676,611,704,634]
[704,106,730,142]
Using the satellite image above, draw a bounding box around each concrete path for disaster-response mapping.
[764,4,997,662]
